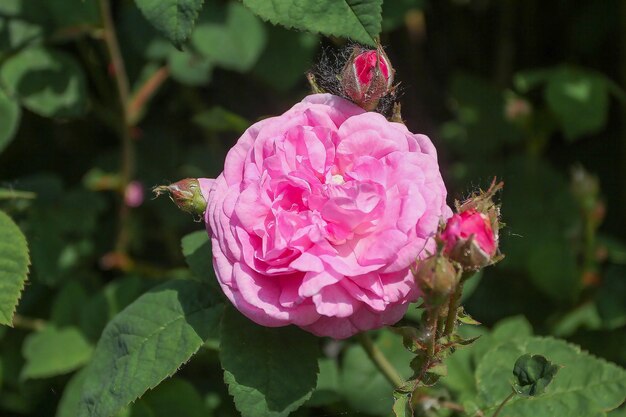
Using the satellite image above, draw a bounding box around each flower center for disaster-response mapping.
[329,174,345,185]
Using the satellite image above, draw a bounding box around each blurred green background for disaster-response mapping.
[0,0,625,416]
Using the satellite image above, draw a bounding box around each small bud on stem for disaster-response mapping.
[153,178,207,218]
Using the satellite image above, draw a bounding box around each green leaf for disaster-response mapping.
[192,2,267,72]
[0,47,87,118]
[0,88,21,154]
[241,0,382,46]
[192,107,250,134]
[0,210,29,326]
[21,327,93,379]
[130,377,209,417]
[545,68,609,140]
[78,279,223,417]
[307,358,340,407]
[476,336,626,416]
[252,26,318,92]
[220,306,319,417]
[512,354,559,396]
[56,368,89,417]
[341,330,414,415]
[167,49,213,86]
[392,390,413,417]
[133,0,204,48]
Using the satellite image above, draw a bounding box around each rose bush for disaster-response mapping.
[200,94,450,338]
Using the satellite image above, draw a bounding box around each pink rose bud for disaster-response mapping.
[413,254,459,308]
[441,209,498,271]
[124,180,144,208]
[341,46,395,111]
[153,178,207,217]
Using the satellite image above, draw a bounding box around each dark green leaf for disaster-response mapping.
[0,47,88,118]
[241,0,382,46]
[130,377,209,417]
[307,358,340,407]
[0,88,21,154]
[512,354,559,396]
[78,279,223,417]
[220,306,319,417]
[0,210,29,326]
[134,0,204,48]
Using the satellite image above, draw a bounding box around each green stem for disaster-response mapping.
[98,0,135,254]
[443,279,465,337]
[357,332,404,388]
[12,314,46,331]
[491,391,516,417]
[0,189,36,200]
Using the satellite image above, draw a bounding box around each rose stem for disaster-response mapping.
[98,0,134,254]
[443,275,467,337]
[490,391,516,417]
[357,332,404,388]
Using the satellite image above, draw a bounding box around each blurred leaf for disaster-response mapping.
[382,0,424,32]
[21,326,93,379]
[51,281,88,327]
[475,336,626,416]
[192,107,249,134]
[545,68,609,141]
[220,306,319,417]
[0,88,21,154]
[392,390,412,417]
[307,358,340,407]
[444,73,522,159]
[0,0,46,53]
[0,210,29,326]
[596,266,626,329]
[193,3,266,72]
[129,378,209,417]
[0,47,88,118]
[134,0,203,48]
[551,302,602,337]
[252,26,318,92]
[241,0,382,46]
[341,330,413,415]
[527,241,579,303]
[181,231,219,287]
[168,49,213,86]
[512,354,559,396]
[46,0,99,29]
[56,368,88,417]
[78,279,223,417]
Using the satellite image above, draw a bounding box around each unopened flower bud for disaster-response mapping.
[341,46,395,111]
[153,178,207,217]
[414,255,459,308]
[441,209,498,271]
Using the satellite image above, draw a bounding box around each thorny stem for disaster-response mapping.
[98,0,134,254]
[490,391,516,417]
[12,314,46,331]
[443,278,465,337]
[357,332,404,389]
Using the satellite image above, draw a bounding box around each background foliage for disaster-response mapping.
[1,0,625,416]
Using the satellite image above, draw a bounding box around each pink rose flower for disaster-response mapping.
[200,94,450,339]
[441,209,497,270]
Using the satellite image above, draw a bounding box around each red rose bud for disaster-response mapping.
[441,209,498,271]
[341,46,395,111]
[413,254,459,308]
[153,178,207,217]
